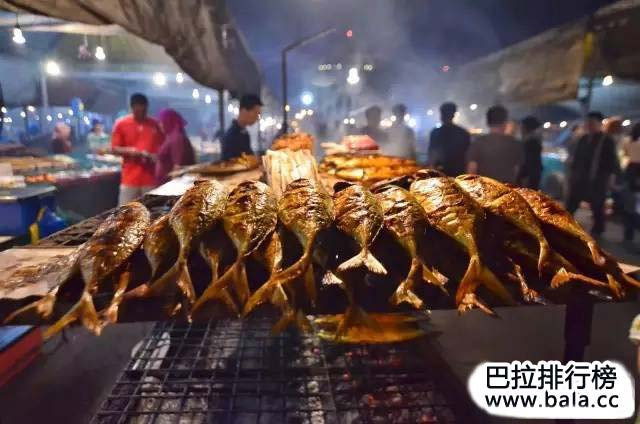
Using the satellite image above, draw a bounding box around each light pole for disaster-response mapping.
[281,27,335,133]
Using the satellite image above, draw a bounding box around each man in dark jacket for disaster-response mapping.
[220,94,262,160]
[566,111,620,236]
[428,102,470,176]
[516,116,543,189]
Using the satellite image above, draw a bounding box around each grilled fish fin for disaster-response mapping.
[512,262,547,305]
[304,263,317,307]
[390,258,424,309]
[538,240,553,277]
[175,257,197,308]
[479,265,517,306]
[455,255,482,306]
[141,261,180,298]
[233,261,251,306]
[101,267,131,325]
[587,242,606,266]
[458,292,497,317]
[337,248,387,275]
[44,290,101,338]
[321,270,343,286]
[550,267,608,289]
[4,288,59,324]
[421,262,449,294]
[606,274,625,299]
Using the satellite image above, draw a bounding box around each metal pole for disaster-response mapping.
[40,69,49,126]
[281,50,288,132]
[218,88,225,134]
[281,27,335,133]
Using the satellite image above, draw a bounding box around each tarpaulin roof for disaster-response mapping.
[0,0,262,96]
[446,0,640,107]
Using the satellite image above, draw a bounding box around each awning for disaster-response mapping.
[446,0,640,107]
[0,0,262,96]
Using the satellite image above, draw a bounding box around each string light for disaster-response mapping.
[152,72,167,86]
[470,103,478,111]
[45,60,61,76]
[12,27,25,45]
[623,119,631,127]
[559,121,567,128]
[543,122,551,129]
[602,75,613,86]
[95,46,106,61]
[192,88,200,99]
[205,94,212,104]
[176,72,184,84]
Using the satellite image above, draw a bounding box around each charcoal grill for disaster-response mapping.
[91,316,472,424]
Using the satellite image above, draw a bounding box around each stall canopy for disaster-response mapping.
[447,0,640,107]
[0,0,262,96]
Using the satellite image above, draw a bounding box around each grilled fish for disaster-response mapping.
[6,202,150,337]
[192,180,278,314]
[515,187,640,296]
[372,183,447,308]
[334,182,387,274]
[145,180,228,311]
[144,215,179,282]
[244,179,333,314]
[455,175,553,275]
[410,176,515,313]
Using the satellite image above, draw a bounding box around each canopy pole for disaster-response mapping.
[218,89,225,133]
[281,27,336,133]
[40,69,49,123]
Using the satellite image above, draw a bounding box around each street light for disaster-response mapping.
[152,72,166,86]
[12,27,26,45]
[301,91,314,106]
[45,60,61,76]
[95,46,106,61]
[347,67,360,85]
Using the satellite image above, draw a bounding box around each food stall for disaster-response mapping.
[0,134,637,422]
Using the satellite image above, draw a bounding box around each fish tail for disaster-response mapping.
[455,255,482,306]
[457,292,497,317]
[321,270,343,286]
[512,262,547,305]
[390,258,423,309]
[335,305,379,340]
[243,252,312,316]
[550,267,608,289]
[4,288,59,324]
[587,241,606,266]
[337,248,387,275]
[420,260,449,295]
[191,262,240,316]
[44,290,101,339]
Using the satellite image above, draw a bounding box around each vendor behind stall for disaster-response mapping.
[86,118,110,153]
[51,122,72,154]
[220,94,262,160]
[155,108,195,184]
[111,93,163,204]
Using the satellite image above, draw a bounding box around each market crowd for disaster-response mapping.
[353,101,640,247]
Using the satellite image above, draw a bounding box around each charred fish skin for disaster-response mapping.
[7,202,151,338]
[372,184,447,308]
[513,187,605,266]
[144,215,179,281]
[192,180,278,314]
[455,175,553,275]
[333,183,387,275]
[152,180,228,310]
[410,176,515,313]
[244,179,334,315]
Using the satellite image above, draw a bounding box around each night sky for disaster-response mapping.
[229,0,617,105]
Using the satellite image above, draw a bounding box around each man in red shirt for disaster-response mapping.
[111,93,164,204]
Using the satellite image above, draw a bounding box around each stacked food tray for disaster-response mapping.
[91,317,470,423]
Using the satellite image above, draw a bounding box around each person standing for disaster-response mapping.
[111,93,163,204]
[220,94,262,160]
[621,123,640,243]
[51,122,72,154]
[516,116,543,189]
[385,103,416,158]
[86,118,110,153]
[466,105,522,183]
[360,105,388,146]
[155,108,196,185]
[428,102,470,176]
[566,111,619,236]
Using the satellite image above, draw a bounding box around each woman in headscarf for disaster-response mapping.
[155,108,196,184]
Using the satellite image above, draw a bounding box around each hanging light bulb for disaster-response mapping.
[95,46,106,61]
[45,60,62,76]
[176,72,184,84]
[192,88,200,99]
[205,94,212,104]
[12,27,26,45]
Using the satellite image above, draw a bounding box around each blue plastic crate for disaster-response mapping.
[0,186,57,236]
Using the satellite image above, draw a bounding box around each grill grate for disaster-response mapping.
[91,317,466,424]
[37,195,178,247]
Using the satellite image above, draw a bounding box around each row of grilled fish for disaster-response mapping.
[5,172,639,341]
